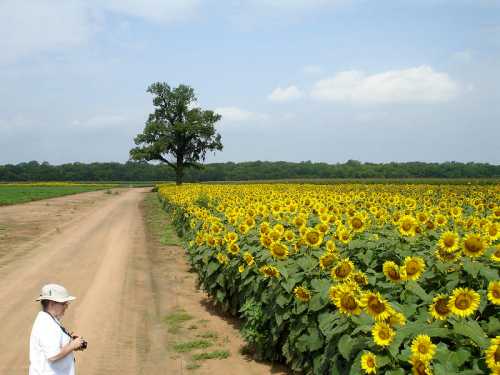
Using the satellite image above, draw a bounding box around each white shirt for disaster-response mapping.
[29,311,75,375]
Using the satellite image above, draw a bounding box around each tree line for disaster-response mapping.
[1,160,499,182]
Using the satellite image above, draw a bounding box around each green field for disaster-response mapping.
[0,184,119,206]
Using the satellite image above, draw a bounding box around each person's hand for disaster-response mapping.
[70,336,85,351]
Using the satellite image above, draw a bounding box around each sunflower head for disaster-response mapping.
[362,292,392,321]
[429,294,450,320]
[319,253,337,270]
[269,242,288,260]
[438,231,460,253]
[383,261,402,282]
[488,281,500,305]
[331,258,355,281]
[462,233,487,258]
[411,334,436,363]
[227,242,240,255]
[435,245,461,262]
[399,215,417,237]
[304,228,323,247]
[371,322,395,347]
[243,252,255,266]
[491,245,500,262]
[402,256,425,281]
[449,287,480,318]
[217,252,229,265]
[259,265,280,278]
[360,352,377,374]
[294,286,311,302]
[334,289,362,316]
[485,336,500,371]
[409,356,432,375]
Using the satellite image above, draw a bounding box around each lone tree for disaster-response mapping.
[130,82,223,184]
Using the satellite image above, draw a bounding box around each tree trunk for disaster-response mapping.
[175,158,184,185]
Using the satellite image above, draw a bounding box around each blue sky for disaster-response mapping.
[1,0,499,164]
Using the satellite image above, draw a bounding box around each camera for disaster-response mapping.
[73,335,88,350]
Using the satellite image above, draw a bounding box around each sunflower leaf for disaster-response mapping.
[405,280,432,303]
[462,258,481,278]
[452,320,490,349]
[479,265,498,281]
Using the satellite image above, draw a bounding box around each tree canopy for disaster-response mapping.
[129,82,223,184]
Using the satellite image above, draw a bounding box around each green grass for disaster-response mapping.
[0,185,118,206]
[144,193,181,246]
[185,363,201,370]
[173,339,212,353]
[191,350,230,361]
[197,331,218,339]
[163,309,193,333]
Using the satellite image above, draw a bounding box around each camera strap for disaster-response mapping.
[44,311,73,339]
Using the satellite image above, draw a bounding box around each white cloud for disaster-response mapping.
[215,107,267,122]
[0,0,201,64]
[73,114,128,128]
[98,0,201,23]
[0,0,93,64]
[311,66,459,103]
[268,85,303,102]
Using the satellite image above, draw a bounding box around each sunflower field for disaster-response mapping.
[158,183,500,374]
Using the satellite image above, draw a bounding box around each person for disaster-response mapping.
[29,284,86,375]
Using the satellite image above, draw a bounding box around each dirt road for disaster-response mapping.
[0,189,287,374]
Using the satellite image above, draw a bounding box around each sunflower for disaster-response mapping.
[411,335,436,363]
[334,287,362,316]
[293,215,306,227]
[409,356,433,375]
[488,281,500,305]
[319,253,337,270]
[485,222,499,242]
[402,256,425,281]
[353,271,369,286]
[337,227,352,244]
[331,258,355,281]
[438,231,460,253]
[435,213,448,227]
[399,215,418,237]
[284,230,295,242]
[227,242,240,255]
[304,228,323,247]
[294,286,311,302]
[350,214,366,233]
[269,242,289,260]
[371,322,395,347]
[260,235,273,249]
[238,265,245,273]
[238,223,250,235]
[485,336,500,372]
[269,229,282,242]
[448,287,480,318]
[243,252,255,266]
[260,222,271,235]
[217,252,229,265]
[435,245,461,262]
[386,311,406,327]
[462,233,487,258]
[383,261,402,282]
[360,352,377,374]
[362,291,393,321]
[492,245,500,262]
[325,239,336,253]
[429,294,451,320]
[316,222,330,234]
[259,265,280,278]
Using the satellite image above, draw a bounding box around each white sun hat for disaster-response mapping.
[35,284,76,303]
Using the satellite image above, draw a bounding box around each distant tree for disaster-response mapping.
[130,82,223,184]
